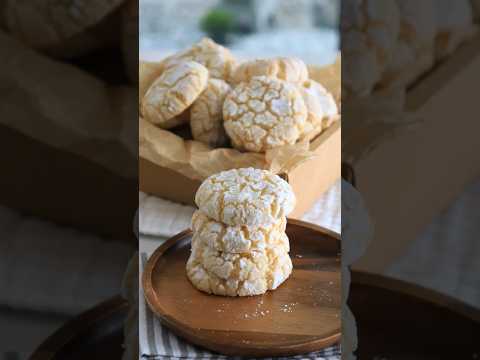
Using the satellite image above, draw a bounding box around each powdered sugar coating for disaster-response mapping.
[381,0,436,88]
[342,0,400,96]
[186,240,292,296]
[191,210,289,253]
[142,61,208,128]
[163,38,236,80]
[139,60,165,108]
[223,76,307,153]
[190,79,231,147]
[342,30,381,97]
[232,57,309,84]
[195,168,296,227]
[298,80,339,141]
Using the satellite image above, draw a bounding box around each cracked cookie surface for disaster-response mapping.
[381,0,436,88]
[163,38,236,80]
[223,76,307,153]
[142,61,208,128]
[139,61,165,109]
[186,240,292,296]
[299,80,339,141]
[231,57,309,84]
[342,0,400,96]
[190,79,231,147]
[195,168,296,227]
[191,210,289,253]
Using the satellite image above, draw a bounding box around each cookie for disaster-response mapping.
[195,168,296,227]
[380,0,436,88]
[223,76,307,152]
[343,0,400,67]
[186,241,292,296]
[163,38,236,80]
[231,57,309,84]
[142,61,208,128]
[190,79,231,147]
[298,80,339,141]
[191,210,289,253]
[342,0,400,95]
[342,30,381,97]
[473,0,480,19]
[139,60,165,108]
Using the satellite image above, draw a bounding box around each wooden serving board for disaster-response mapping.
[29,274,480,359]
[142,219,341,357]
[30,296,127,360]
[351,272,480,359]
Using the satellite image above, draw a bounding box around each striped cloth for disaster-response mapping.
[138,181,341,359]
[139,253,341,360]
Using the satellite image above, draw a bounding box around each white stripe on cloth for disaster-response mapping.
[0,205,133,315]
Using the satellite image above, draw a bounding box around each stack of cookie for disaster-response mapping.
[186,168,296,297]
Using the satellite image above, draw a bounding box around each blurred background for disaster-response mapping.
[140,0,339,65]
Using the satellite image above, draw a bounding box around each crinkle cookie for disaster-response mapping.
[190,79,231,147]
[191,210,289,253]
[186,241,292,296]
[342,30,381,97]
[381,0,436,89]
[382,42,434,90]
[195,168,296,227]
[231,57,309,84]
[139,61,165,110]
[298,80,339,141]
[142,61,208,128]
[223,76,307,152]
[341,0,400,96]
[163,38,236,80]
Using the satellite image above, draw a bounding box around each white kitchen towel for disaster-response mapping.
[0,205,134,315]
[139,252,341,360]
[139,180,341,238]
[139,192,196,238]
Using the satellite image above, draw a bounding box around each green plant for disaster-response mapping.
[200,9,235,44]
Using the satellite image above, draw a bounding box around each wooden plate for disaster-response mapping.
[350,272,480,359]
[30,296,127,360]
[29,274,480,359]
[142,219,341,357]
